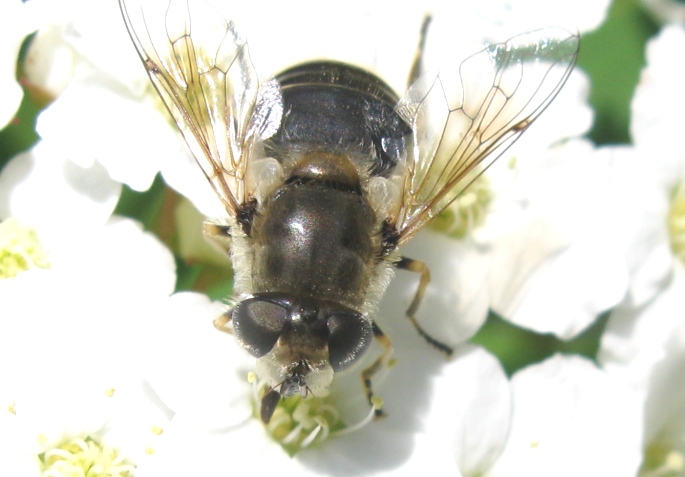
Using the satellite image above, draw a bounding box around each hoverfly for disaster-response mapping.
[119,0,578,424]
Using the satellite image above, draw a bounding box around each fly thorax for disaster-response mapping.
[248,154,377,307]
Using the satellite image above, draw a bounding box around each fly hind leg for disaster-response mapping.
[396,256,454,356]
[407,15,432,87]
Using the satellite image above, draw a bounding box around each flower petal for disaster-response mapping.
[486,354,644,477]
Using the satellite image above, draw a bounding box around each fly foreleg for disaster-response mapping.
[361,321,393,418]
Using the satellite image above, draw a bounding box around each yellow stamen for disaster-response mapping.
[430,175,493,239]
[669,181,685,266]
[641,443,685,477]
[0,218,50,279]
[39,437,135,477]
[258,382,384,455]
[263,392,343,456]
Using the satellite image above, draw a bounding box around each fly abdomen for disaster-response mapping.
[264,61,411,177]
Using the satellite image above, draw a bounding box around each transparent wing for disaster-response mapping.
[393,28,579,243]
[119,0,282,217]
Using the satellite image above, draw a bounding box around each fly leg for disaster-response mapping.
[203,221,233,257]
[396,256,454,356]
[407,15,432,87]
[204,221,235,335]
[361,321,393,418]
[213,309,234,335]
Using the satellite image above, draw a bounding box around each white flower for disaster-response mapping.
[482,354,644,477]
[621,25,685,306]
[579,23,685,321]
[486,141,630,338]
[0,139,186,475]
[24,0,147,97]
[130,292,313,475]
[0,0,36,129]
[0,137,175,295]
[415,351,643,476]
[0,138,177,368]
[12,3,635,474]
[135,288,640,476]
[0,141,120,251]
[0,377,171,476]
[135,293,254,429]
[598,24,685,476]
[601,268,685,475]
[598,25,685,476]
[134,291,475,475]
[420,345,512,476]
[27,0,618,346]
[390,94,623,343]
[639,0,685,23]
[382,0,620,342]
[0,209,176,378]
[24,0,223,215]
[425,0,610,50]
[25,0,194,195]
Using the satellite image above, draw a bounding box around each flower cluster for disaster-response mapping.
[1,0,684,476]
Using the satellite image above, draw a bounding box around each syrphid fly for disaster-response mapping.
[119,0,578,424]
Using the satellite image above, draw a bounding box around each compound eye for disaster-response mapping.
[232,298,288,357]
[327,312,372,371]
